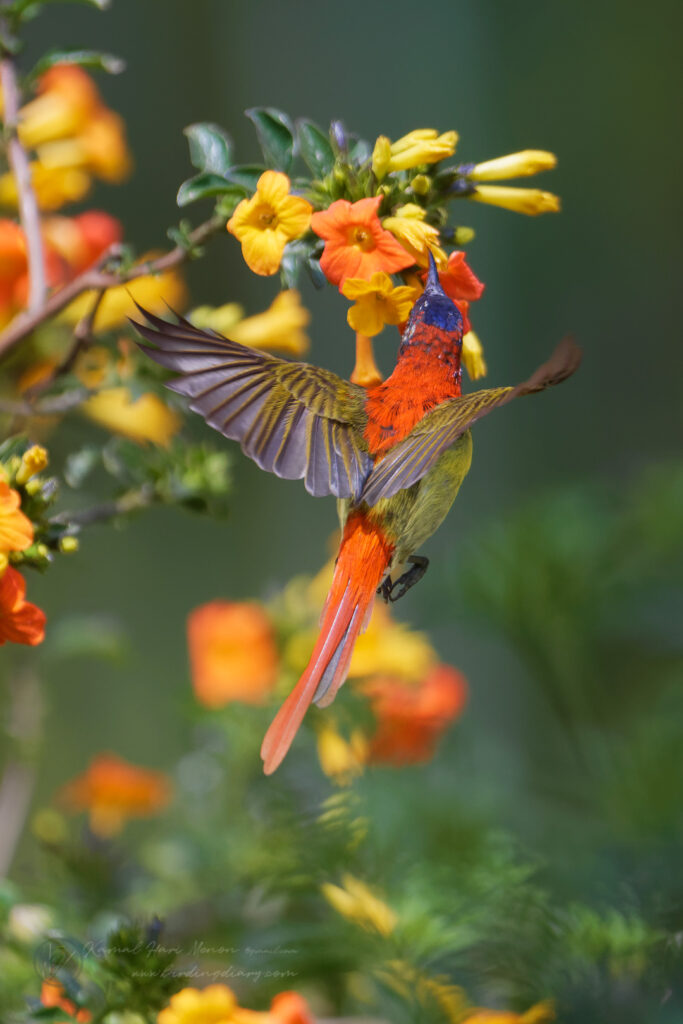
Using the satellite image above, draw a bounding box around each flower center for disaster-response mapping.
[257,205,277,228]
[349,226,374,252]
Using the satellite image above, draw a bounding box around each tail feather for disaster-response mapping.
[260,513,393,774]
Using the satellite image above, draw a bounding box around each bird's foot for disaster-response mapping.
[377,556,429,604]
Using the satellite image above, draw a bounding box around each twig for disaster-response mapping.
[52,486,157,528]
[0,387,93,417]
[0,214,225,361]
[25,287,106,400]
[0,50,47,311]
[0,668,43,878]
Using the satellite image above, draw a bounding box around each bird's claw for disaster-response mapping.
[376,555,429,604]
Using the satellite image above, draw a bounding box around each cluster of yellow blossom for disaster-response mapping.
[224,126,559,384]
[0,64,131,211]
[0,447,48,647]
[157,983,313,1024]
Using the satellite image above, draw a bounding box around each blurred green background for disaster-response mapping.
[6,0,682,998]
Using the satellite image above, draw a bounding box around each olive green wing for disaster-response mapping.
[360,336,581,505]
[132,308,371,501]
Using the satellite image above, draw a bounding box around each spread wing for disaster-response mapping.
[132,308,371,501]
[360,336,581,505]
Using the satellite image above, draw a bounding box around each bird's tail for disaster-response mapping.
[261,512,394,774]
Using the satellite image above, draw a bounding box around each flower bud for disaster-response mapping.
[469,185,560,215]
[453,226,475,245]
[59,536,79,554]
[15,445,49,485]
[410,174,431,195]
[468,149,557,181]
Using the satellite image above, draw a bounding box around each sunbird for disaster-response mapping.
[133,255,580,773]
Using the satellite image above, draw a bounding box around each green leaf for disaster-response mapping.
[184,122,233,175]
[30,48,124,82]
[176,172,234,207]
[224,164,265,192]
[297,119,334,177]
[245,107,295,172]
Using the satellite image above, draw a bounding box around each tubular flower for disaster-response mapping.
[17,65,101,148]
[467,149,557,181]
[269,992,314,1024]
[349,601,436,681]
[372,128,458,178]
[62,258,186,331]
[227,170,312,276]
[187,601,279,707]
[0,567,46,646]
[15,445,49,486]
[35,109,131,185]
[40,980,91,1024]
[227,289,311,356]
[59,753,171,837]
[322,873,397,936]
[80,388,181,447]
[157,985,314,1024]
[462,1001,555,1024]
[382,203,447,269]
[469,184,560,216]
[43,210,123,277]
[438,249,485,303]
[0,482,34,553]
[0,218,65,326]
[462,330,487,380]
[361,664,468,765]
[342,271,418,337]
[0,162,91,211]
[316,721,368,786]
[311,196,414,289]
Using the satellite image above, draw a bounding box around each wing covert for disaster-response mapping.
[132,308,371,501]
[360,336,581,505]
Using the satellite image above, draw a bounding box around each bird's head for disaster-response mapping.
[401,251,463,355]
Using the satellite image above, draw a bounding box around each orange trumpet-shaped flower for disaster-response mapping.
[187,601,279,707]
[0,482,34,553]
[310,195,414,289]
[361,664,467,764]
[0,567,46,646]
[59,753,171,837]
[40,980,91,1024]
[438,249,485,304]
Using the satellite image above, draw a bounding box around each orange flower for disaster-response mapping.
[43,210,122,277]
[270,992,314,1024]
[462,1002,555,1024]
[361,664,467,764]
[0,567,45,646]
[60,753,171,837]
[438,250,485,305]
[40,979,91,1024]
[0,482,34,553]
[0,218,64,326]
[310,196,414,289]
[187,601,279,708]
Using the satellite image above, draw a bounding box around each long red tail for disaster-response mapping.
[261,512,394,774]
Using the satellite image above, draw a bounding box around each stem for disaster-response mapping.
[52,486,157,528]
[0,214,225,361]
[350,332,383,388]
[0,668,43,878]
[0,50,47,311]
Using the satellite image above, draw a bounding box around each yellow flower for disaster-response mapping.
[462,330,487,380]
[157,984,238,1024]
[382,203,447,269]
[0,162,91,211]
[341,271,418,337]
[372,128,458,178]
[228,289,310,356]
[317,722,368,786]
[15,445,48,486]
[322,873,397,936]
[15,65,101,149]
[190,302,244,336]
[62,262,186,332]
[0,482,34,554]
[462,1000,555,1024]
[80,388,180,447]
[349,600,436,681]
[36,109,131,184]
[469,184,560,216]
[227,170,312,276]
[468,150,557,181]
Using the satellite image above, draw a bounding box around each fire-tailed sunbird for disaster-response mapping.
[133,256,580,773]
